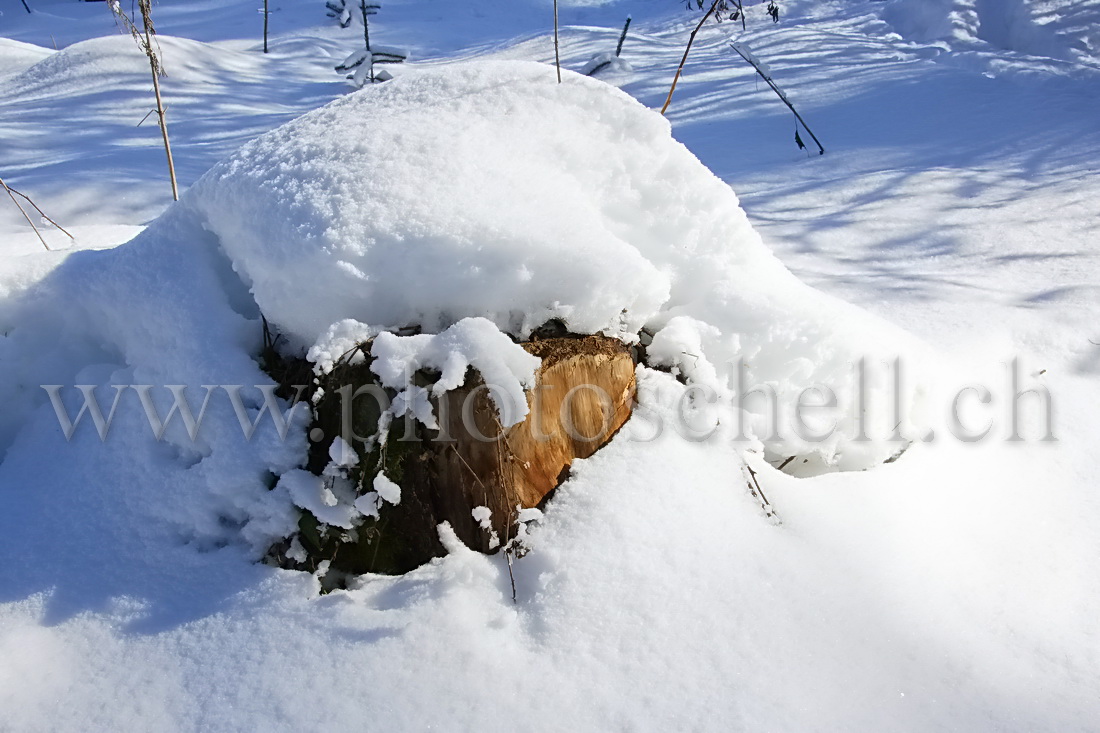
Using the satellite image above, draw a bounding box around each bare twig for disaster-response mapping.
[506,544,518,603]
[3,183,74,239]
[447,444,487,490]
[742,461,780,522]
[20,0,32,13]
[263,0,270,53]
[0,176,50,251]
[553,0,562,83]
[661,0,721,115]
[730,41,825,155]
[361,0,372,51]
[616,16,632,57]
[110,0,179,200]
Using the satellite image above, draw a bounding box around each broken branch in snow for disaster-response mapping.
[616,16,632,57]
[730,41,825,155]
[742,462,780,523]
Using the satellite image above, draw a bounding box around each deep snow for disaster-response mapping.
[1,0,1099,731]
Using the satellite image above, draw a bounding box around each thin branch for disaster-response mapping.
[0,176,50,251]
[742,461,780,523]
[141,2,179,200]
[661,0,721,115]
[730,41,825,155]
[506,546,518,603]
[616,16,632,57]
[110,0,179,199]
[553,0,562,83]
[3,183,74,239]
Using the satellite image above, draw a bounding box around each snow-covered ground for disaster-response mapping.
[1,0,1098,730]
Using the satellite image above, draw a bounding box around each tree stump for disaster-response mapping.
[281,334,636,577]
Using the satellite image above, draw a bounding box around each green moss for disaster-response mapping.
[261,327,452,581]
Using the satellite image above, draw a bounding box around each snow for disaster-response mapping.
[328,436,360,468]
[472,505,500,549]
[368,317,542,428]
[580,50,634,80]
[283,468,358,530]
[1,0,1099,730]
[373,472,402,505]
[471,505,493,528]
[882,0,1100,73]
[181,59,923,465]
[306,319,378,375]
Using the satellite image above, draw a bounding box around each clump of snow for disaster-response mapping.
[471,505,500,549]
[307,319,377,375]
[353,491,381,519]
[183,60,926,469]
[471,505,493,528]
[369,317,541,428]
[328,436,360,468]
[580,51,634,81]
[281,468,358,530]
[515,507,543,524]
[373,472,402,505]
[645,315,723,388]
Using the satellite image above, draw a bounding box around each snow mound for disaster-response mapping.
[186,61,675,343]
[0,38,52,83]
[185,60,925,470]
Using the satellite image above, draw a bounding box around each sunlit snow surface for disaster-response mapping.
[1,0,1099,731]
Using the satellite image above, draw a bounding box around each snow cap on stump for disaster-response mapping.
[185,60,926,472]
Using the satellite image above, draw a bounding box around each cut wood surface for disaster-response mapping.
[429,334,637,551]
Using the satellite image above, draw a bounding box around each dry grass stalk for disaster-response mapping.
[661,0,722,115]
[109,0,179,201]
